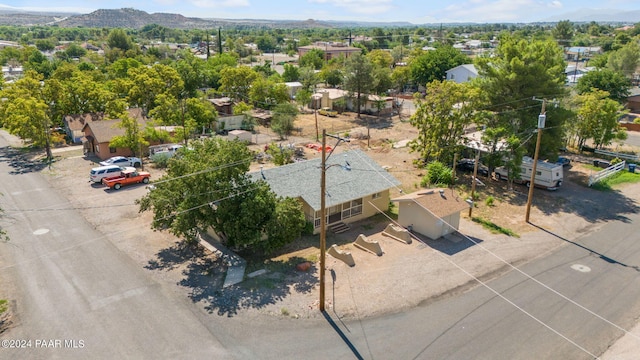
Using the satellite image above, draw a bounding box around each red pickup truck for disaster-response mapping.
[102,168,151,190]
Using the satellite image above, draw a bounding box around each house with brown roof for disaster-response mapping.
[65,108,146,145]
[82,115,147,161]
[63,113,107,144]
[298,42,361,61]
[391,189,469,239]
[312,88,394,115]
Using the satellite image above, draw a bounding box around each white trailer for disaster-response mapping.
[494,156,563,190]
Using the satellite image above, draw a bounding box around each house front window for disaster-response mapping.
[109,147,116,153]
[372,192,382,200]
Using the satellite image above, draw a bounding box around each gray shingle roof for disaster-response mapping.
[250,149,401,211]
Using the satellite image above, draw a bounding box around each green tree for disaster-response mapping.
[109,113,149,159]
[576,69,631,103]
[0,72,53,160]
[344,53,374,118]
[552,20,574,48]
[107,29,134,51]
[367,49,394,69]
[298,48,324,70]
[264,197,306,254]
[475,35,568,160]
[218,66,259,102]
[173,50,208,97]
[126,64,183,115]
[571,89,628,150]
[249,77,290,109]
[282,63,300,82]
[607,41,640,77]
[409,46,468,86]
[266,143,294,165]
[410,80,480,164]
[271,102,298,139]
[138,137,303,252]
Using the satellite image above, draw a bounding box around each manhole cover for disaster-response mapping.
[33,228,50,235]
[571,264,591,273]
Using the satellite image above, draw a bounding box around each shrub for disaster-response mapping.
[423,161,453,186]
[302,221,315,235]
[485,195,495,206]
[150,153,171,168]
[610,157,622,165]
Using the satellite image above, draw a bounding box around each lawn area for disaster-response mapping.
[591,167,640,191]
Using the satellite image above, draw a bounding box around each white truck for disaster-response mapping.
[494,156,563,190]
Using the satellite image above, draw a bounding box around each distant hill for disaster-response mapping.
[0,7,412,29]
[0,7,636,29]
[544,9,640,23]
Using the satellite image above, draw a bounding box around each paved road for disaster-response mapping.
[623,131,640,148]
[0,141,232,358]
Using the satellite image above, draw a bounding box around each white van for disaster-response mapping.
[89,165,126,183]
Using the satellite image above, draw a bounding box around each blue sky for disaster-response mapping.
[0,0,638,23]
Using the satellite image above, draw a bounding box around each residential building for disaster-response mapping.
[445,64,478,83]
[82,112,147,160]
[64,108,145,145]
[250,149,401,234]
[298,42,361,61]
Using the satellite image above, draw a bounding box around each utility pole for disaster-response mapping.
[320,130,327,312]
[468,150,480,217]
[525,99,546,222]
[319,129,350,312]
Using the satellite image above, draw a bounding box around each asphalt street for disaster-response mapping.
[0,139,232,358]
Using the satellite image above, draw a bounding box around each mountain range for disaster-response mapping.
[0,7,636,29]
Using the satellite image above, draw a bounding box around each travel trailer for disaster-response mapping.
[494,156,563,190]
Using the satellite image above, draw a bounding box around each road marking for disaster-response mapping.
[33,228,50,235]
[571,264,591,273]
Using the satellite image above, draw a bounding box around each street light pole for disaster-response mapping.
[525,99,546,223]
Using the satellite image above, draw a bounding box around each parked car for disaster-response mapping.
[318,107,338,117]
[99,156,142,168]
[456,158,489,177]
[89,165,131,183]
[102,168,151,190]
[555,156,571,167]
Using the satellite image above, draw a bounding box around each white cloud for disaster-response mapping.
[189,0,250,8]
[308,0,394,16]
[433,0,562,22]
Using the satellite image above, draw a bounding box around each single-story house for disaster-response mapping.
[64,108,146,144]
[298,42,361,61]
[208,97,234,116]
[626,88,640,113]
[445,64,478,83]
[63,112,107,144]
[392,189,469,240]
[312,89,394,115]
[250,149,401,234]
[565,46,602,61]
[284,81,303,99]
[82,116,148,160]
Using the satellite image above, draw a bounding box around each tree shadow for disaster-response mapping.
[488,169,639,224]
[0,146,50,175]
[145,241,318,317]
